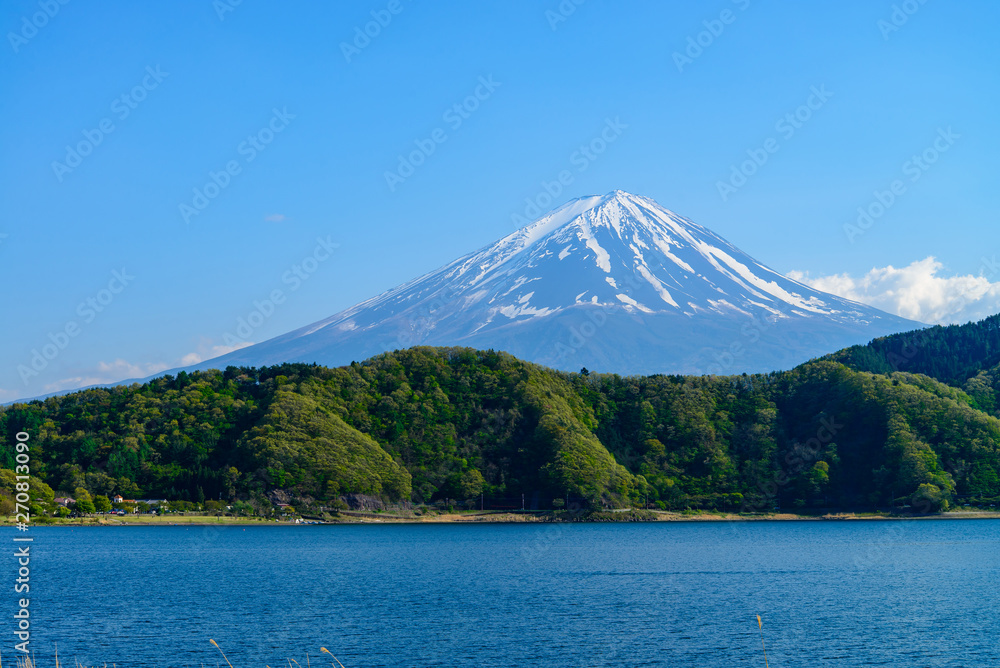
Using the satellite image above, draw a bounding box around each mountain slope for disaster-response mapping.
[825,313,1000,386]
[184,190,919,376]
[5,346,999,512]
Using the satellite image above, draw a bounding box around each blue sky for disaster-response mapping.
[2,0,998,400]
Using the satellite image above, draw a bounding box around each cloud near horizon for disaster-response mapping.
[788,256,1000,326]
[179,339,253,366]
[12,340,255,400]
[39,359,172,395]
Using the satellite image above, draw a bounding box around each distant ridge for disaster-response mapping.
[826,313,1000,386]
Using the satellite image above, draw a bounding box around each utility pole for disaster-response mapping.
[521,493,525,511]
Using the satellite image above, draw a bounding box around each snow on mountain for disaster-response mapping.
[182,190,923,376]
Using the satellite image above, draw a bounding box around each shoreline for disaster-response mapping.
[7,509,1000,527]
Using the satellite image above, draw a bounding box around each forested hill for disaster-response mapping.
[3,346,1000,513]
[825,313,1000,387]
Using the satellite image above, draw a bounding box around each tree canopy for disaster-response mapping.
[2,335,999,511]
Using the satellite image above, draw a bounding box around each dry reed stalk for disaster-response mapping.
[319,648,346,668]
[209,640,235,668]
[757,615,770,668]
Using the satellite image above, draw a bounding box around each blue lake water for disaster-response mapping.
[12,519,1000,667]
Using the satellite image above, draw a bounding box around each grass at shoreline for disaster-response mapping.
[5,508,1000,527]
[0,514,282,527]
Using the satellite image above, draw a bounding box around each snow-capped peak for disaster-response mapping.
[424,189,845,322]
[186,190,921,376]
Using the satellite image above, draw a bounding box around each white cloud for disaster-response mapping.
[264,213,287,222]
[6,335,263,401]
[180,352,203,365]
[39,359,172,394]
[10,339,257,400]
[180,339,235,366]
[97,359,170,378]
[41,376,118,394]
[179,340,252,365]
[788,256,1000,325]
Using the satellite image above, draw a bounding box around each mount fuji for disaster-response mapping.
[185,190,922,376]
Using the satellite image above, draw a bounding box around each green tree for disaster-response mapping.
[93,495,112,513]
[75,498,96,515]
[231,500,253,516]
[224,467,241,499]
[458,469,485,499]
[74,487,95,514]
[0,493,14,517]
[205,499,223,514]
[912,483,949,512]
[84,471,116,496]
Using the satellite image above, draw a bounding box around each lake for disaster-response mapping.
[17,519,1000,666]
